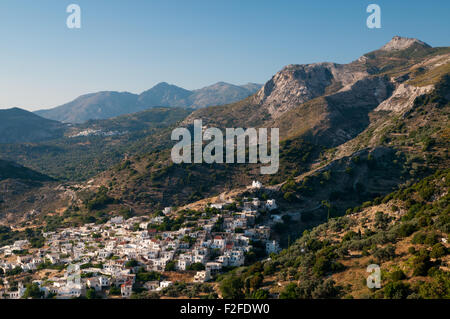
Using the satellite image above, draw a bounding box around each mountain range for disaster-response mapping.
[0,36,449,299]
[91,36,449,212]
[34,81,262,124]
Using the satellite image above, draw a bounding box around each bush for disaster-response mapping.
[412,252,433,276]
[279,283,298,299]
[187,263,205,271]
[390,270,406,281]
[86,288,97,299]
[396,223,417,238]
[22,283,44,299]
[383,281,410,299]
[220,277,244,299]
[165,261,176,271]
[430,243,447,259]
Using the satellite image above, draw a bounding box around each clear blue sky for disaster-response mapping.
[0,0,448,110]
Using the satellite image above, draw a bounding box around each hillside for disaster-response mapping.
[0,160,64,225]
[87,36,449,213]
[217,169,449,299]
[0,159,52,182]
[35,82,262,124]
[0,108,67,143]
[0,108,192,181]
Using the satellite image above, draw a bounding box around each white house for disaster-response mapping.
[226,250,245,267]
[266,199,278,211]
[210,203,224,210]
[251,181,262,189]
[266,240,281,254]
[211,236,226,249]
[193,270,211,283]
[159,281,173,289]
[144,281,159,291]
[87,277,102,292]
[121,281,133,298]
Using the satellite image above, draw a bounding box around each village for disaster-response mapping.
[0,181,283,299]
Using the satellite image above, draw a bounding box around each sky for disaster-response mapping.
[0,0,449,111]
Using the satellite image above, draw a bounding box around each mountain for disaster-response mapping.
[380,35,431,51]
[187,36,448,146]
[35,91,142,125]
[90,36,449,210]
[35,82,262,124]
[190,82,263,108]
[1,36,449,299]
[0,108,67,143]
[137,82,193,107]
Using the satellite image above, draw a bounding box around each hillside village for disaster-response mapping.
[0,181,282,299]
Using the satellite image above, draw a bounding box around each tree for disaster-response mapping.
[321,200,331,221]
[125,259,138,268]
[390,270,406,282]
[413,252,433,276]
[22,283,43,299]
[279,283,297,299]
[220,277,244,299]
[248,273,264,291]
[418,271,450,299]
[430,243,447,259]
[165,261,176,271]
[187,263,205,271]
[383,281,410,299]
[86,288,97,299]
[109,286,121,296]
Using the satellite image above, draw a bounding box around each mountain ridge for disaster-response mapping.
[34,81,262,124]
[0,107,67,143]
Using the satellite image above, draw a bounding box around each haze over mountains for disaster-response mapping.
[34,81,262,124]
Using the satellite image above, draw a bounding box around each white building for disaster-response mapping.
[159,281,173,289]
[251,181,262,189]
[266,199,278,211]
[266,240,281,254]
[121,281,133,298]
[193,270,211,283]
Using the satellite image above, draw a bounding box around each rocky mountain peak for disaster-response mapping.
[380,36,431,51]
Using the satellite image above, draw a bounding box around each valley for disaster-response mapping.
[0,36,448,299]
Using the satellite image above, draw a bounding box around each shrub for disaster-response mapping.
[390,270,406,282]
[413,252,433,276]
[383,281,410,299]
[220,277,244,299]
[430,243,447,259]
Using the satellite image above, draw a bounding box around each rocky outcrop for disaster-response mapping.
[375,83,433,112]
[380,36,430,51]
[255,63,369,118]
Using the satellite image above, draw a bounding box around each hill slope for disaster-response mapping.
[218,169,449,299]
[91,36,449,211]
[0,108,192,181]
[0,159,52,181]
[0,108,67,143]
